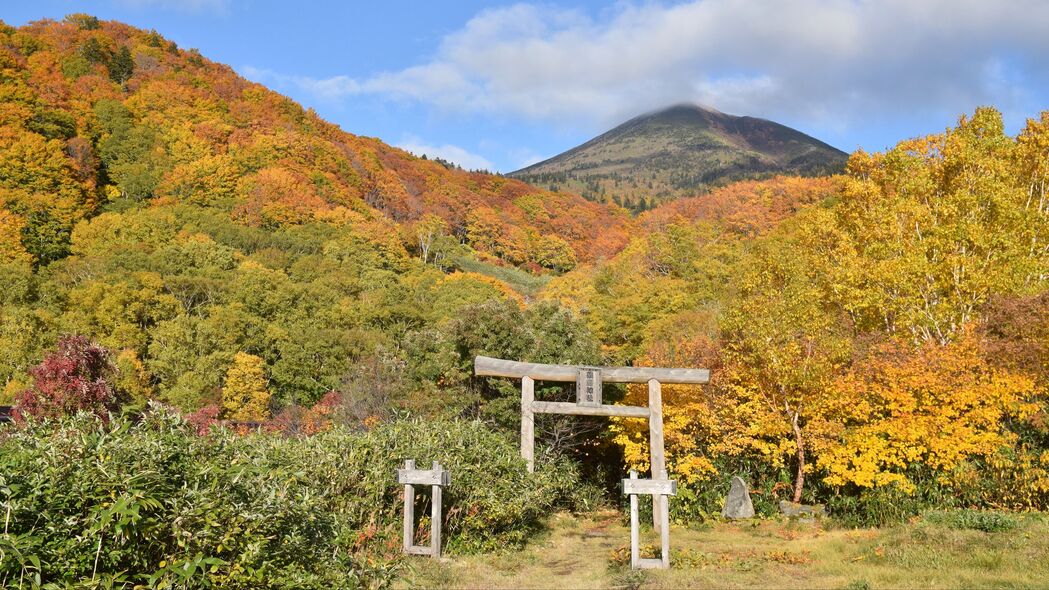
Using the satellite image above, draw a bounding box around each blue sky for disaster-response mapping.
[4,1,1049,172]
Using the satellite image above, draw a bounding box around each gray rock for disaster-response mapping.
[721,476,755,519]
[778,500,826,518]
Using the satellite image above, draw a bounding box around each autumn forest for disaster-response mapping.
[0,12,1048,589]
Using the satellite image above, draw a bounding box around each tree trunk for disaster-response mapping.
[791,411,805,503]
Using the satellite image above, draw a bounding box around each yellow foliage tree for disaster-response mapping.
[832,108,1048,344]
[222,352,271,422]
[717,228,854,503]
[819,330,1037,492]
[0,208,31,264]
[113,348,154,405]
[538,263,598,315]
[610,331,722,485]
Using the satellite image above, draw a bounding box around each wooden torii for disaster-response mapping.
[474,355,709,530]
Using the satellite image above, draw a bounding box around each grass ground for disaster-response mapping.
[454,256,550,297]
[396,510,1049,589]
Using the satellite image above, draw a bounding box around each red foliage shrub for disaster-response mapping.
[300,390,340,435]
[264,404,304,435]
[14,335,119,422]
[261,391,340,436]
[184,404,221,435]
[979,292,1049,386]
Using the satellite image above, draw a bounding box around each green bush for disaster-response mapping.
[0,407,585,588]
[826,488,926,528]
[922,509,1019,533]
[824,474,966,528]
[668,462,792,524]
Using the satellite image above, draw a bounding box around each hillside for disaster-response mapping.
[539,175,844,363]
[0,16,633,272]
[0,14,625,412]
[511,104,848,208]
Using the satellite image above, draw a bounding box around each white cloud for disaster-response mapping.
[508,147,549,169]
[240,66,291,86]
[396,135,494,171]
[268,0,1049,132]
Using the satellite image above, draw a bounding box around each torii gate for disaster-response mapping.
[474,355,709,530]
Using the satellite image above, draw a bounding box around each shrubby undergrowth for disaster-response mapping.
[0,407,587,588]
[922,509,1020,533]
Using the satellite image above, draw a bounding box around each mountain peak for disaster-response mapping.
[511,104,847,209]
[641,102,725,118]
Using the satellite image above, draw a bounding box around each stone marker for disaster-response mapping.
[778,500,826,518]
[721,476,755,519]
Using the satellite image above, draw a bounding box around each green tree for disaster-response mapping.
[78,36,110,65]
[60,271,181,356]
[21,209,72,265]
[146,305,260,410]
[108,45,134,85]
[93,99,166,201]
